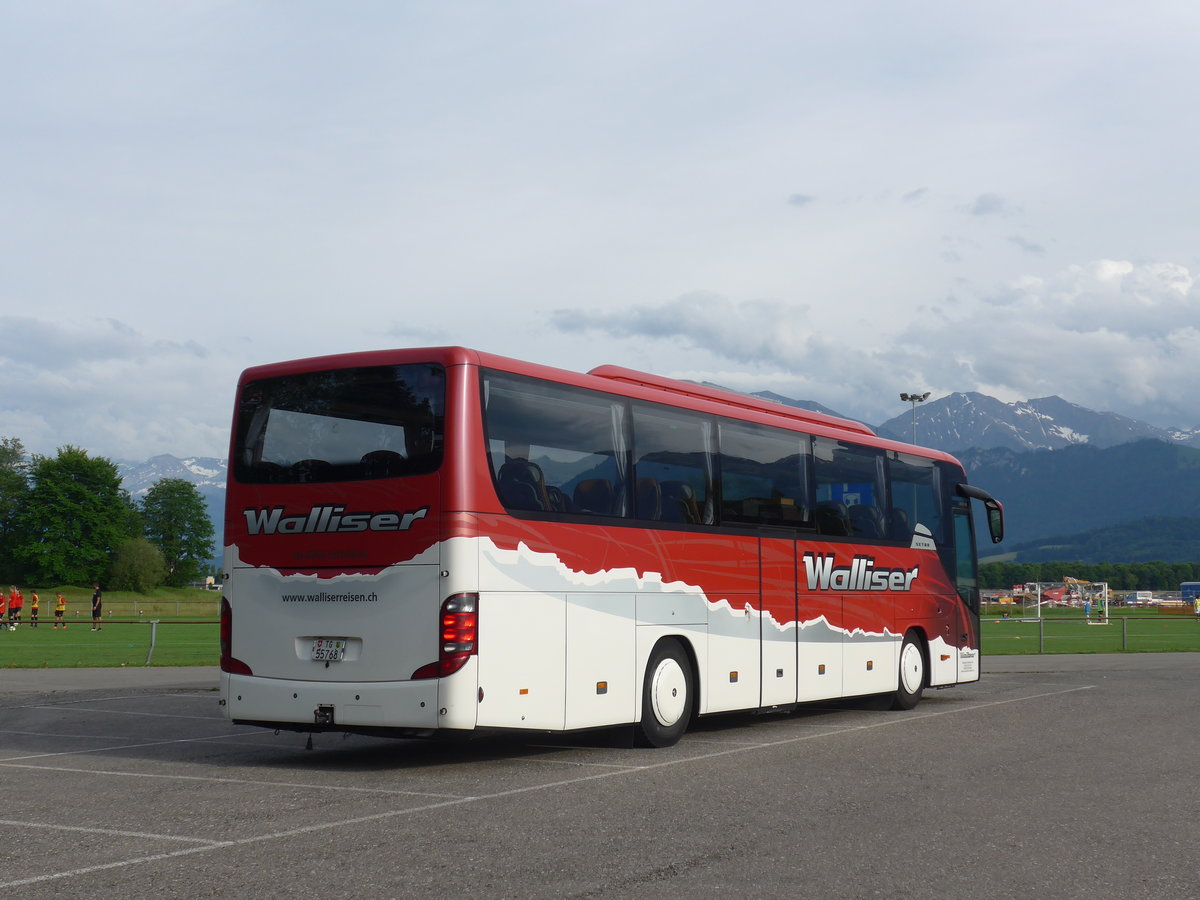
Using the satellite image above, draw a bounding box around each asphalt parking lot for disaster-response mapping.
[2,654,1197,898]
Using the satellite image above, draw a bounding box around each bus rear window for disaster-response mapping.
[233,364,445,484]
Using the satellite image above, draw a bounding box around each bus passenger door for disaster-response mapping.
[760,538,797,708]
[952,500,981,682]
[796,579,843,703]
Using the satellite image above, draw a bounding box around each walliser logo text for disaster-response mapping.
[243,505,429,536]
[803,552,919,592]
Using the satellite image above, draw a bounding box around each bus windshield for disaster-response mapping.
[232,364,445,484]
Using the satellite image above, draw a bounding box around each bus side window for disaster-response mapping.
[887,452,945,545]
[631,404,715,526]
[888,453,940,547]
[483,372,630,519]
[813,437,884,538]
[718,420,811,528]
[953,499,980,613]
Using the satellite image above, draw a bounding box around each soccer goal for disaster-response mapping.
[1022,579,1110,624]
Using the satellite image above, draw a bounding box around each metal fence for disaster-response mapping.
[983,615,1200,654]
[0,619,217,668]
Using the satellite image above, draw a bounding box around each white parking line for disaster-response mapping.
[0,727,259,745]
[0,732,270,763]
[0,819,224,845]
[4,693,216,708]
[0,684,1094,890]
[0,762,470,798]
[26,705,219,721]
[510,755,647,769]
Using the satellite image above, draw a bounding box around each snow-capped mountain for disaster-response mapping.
[117,455,227,554]
[117,454,227,498]
[750,388,1199,453]
[876,393,1200,453]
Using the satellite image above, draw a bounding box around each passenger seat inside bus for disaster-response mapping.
[815,500,851,535]
[360,449,404,477]
[889,508,911,541]
[291,459,332,483]
[497,458,550,511]
[848,504,886,539]
[636,477,662,520]
[660,481,701,524]
[545,485,572,513]
[573,478,614,515]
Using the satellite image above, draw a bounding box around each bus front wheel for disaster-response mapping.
[891,631,926,710]
[636,639,693,748]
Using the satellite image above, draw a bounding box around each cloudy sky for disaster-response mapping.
[3,2,1199,462]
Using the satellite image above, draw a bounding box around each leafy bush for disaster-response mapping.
[109,538,168,592]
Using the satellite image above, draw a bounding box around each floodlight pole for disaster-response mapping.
[899,391,931,443]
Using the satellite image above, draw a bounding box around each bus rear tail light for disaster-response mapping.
[219,597,253,676]
[412,593,478,679]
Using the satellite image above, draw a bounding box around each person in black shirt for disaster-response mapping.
[91,583,103,631]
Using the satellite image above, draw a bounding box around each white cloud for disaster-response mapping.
[0,317,236,461]
[5,4,1200,456]
[551,259,1200,429]
[968,193,1009,216]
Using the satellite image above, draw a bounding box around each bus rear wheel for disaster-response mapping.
[891,631,926,710]
[636,639,693,748]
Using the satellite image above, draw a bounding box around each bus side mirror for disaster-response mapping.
[956,483,1005,545]
[985,500,1004,544]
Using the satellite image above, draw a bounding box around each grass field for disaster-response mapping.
[0,619,218,668]
[983,611,1200,654]
[15,585,221,620]
[0,585,219,668]
[2,588,1197,668]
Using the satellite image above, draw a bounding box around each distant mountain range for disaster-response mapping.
[957,441,1200,561]
[756,390,1200,454]
[115,391,1200,565]
[117,454,227,500]
[1003,516,1200,565]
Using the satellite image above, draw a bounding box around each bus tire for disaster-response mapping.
[891,631,926,710]
[636,639,693,748]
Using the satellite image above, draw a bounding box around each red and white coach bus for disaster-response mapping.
[219,347,1003,747]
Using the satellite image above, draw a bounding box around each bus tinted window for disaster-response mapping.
[887,451,945,545]
[718,421,811,528]
[953,499,978,604]
[812,437,886,538]
[484,372,629,516]
[233,365,444,484]
[632,405,714,524]
[481,370,953,546]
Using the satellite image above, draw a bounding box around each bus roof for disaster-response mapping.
[238,346,960,466]
[588,364,876,437]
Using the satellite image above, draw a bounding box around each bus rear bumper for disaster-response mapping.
[221,671,471,732]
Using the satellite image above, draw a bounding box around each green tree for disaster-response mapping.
[12,446,141,584]
[141,478,215,587]
[0,436,30,582]
[109,538,168,592]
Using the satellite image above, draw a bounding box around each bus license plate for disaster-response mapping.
[311,638,346,662]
